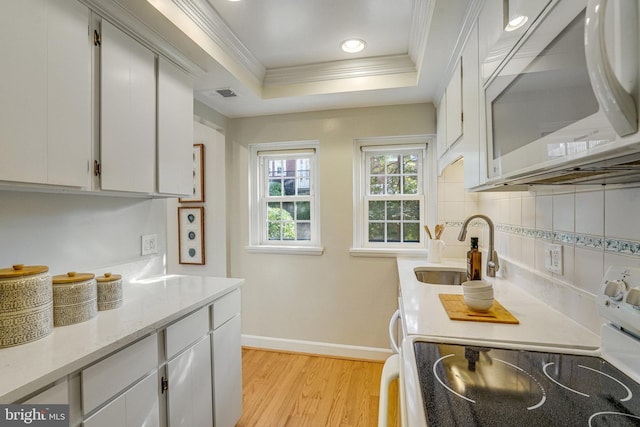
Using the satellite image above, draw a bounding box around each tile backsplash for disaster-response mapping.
[438,159,640,334]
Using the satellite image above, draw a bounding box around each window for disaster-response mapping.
[352,138,433,256]
[248,141,322,255]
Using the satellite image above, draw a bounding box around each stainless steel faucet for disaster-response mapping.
[457,214,500,277]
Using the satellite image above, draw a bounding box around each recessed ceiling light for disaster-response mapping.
[505,15,528,31]
[340,39,366,54]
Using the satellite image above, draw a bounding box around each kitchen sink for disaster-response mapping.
[414,268,466,285]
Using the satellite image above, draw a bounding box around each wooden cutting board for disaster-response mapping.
[438,294,519,324]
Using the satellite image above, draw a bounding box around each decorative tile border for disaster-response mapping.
[443,220,640,256]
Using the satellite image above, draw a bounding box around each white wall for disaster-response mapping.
[438,160,640,334]
[227,104,436,354]
[0,190,166,277]
[167,121,228,277]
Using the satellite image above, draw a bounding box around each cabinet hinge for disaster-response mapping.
[93,160,101,177]
[461,112,464,123]
[93,30,101,47]
[161,376,169,394]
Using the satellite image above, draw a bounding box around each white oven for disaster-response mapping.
[485,0,640,185]
[397,266,640,426]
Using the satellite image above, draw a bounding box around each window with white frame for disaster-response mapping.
[352,138,431,255]
[248,141,322,254]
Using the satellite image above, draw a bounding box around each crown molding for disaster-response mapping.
[409,0,436,72]
[263,55,416,87]
[172,0,266,80]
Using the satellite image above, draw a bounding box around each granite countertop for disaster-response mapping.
[397,257,600,351]
[0,275,243,403]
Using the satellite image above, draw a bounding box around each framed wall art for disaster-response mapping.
[178,206,205,265]
[179,143,205,203]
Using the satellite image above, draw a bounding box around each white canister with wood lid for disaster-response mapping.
[52,272,97,326]
[0,264,53,348]
[96,272,123,311]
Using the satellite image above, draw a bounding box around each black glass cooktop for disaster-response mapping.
[413,341,640,426]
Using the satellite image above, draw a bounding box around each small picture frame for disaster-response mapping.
[178,206,205,265]
[179,143,205,203]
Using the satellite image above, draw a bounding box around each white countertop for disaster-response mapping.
[0,275,243,403]
[397,257,601,351]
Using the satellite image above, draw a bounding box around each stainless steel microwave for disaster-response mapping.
[485,0,640,186]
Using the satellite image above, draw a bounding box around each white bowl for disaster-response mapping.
[464,289,494,300]
[462,280,493,291]
[464,295,494,312]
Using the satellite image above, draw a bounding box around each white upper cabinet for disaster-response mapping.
[445,60,463,148]
[0,0,90,187]
[157,57,194,196]
[460,24,487,189]
[100,20,156,194]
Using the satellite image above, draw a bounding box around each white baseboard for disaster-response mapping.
[241,334,393,362]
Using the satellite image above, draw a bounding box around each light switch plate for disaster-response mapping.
[544,243,563,274]
[141,234,158,255]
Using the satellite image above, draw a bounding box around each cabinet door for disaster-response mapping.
[47,0,91,187]
[445,60,463,148]
[461,24,486,189]
[0,0,48,184]
[213,315,242,427]
[436,94,447,160]
[84,372,160,427]
[167,336,213,427]
[157,57,193,196]
[100,20,156,193]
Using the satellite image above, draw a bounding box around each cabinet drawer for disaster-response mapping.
[24,380,68,404]
[82,334,157,414]
[212,289,241,330]
[84,371,159,427]
[165,306,209,359]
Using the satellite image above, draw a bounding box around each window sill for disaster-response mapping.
[245,245,325,256]
[349,248,428,258]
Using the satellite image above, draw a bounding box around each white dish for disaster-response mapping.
[463,295,494,311]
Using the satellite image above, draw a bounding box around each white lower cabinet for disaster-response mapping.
[213,314,242,427]
[84,372,160,427]
[212,289,243,427]
[167,336,213,426]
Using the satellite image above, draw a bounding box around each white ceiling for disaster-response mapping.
[106,0,478,118]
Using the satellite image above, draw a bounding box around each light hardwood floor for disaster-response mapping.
[237,348,399,427]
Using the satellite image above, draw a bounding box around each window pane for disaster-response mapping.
[403,154,417,173]
[268,222,281,240]
[269,180,282,196]
[267,202,281,219]
[283,179,295,195]
[404,223,420,242]
[269,160,283,176]
[369,223,385,242]
[283,201,295,217]
[403,200,420,220]
[386,155,400,174]
[283,222,296,240]
[387,223,400,242]
[369,201,385,220]
[369,176,384,195]
[297,222,311,240]
[403,176,418,194]
[370,156,385,174]
[386,176,400,194]
[387,201,401,220]
[297,201,310,220]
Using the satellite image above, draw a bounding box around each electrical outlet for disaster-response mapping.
[544,243,563,274]
[141,234,158,255]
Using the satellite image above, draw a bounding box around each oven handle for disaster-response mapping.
[378,353,400,427]
[389,309,401,354]
[585,0,637,136]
